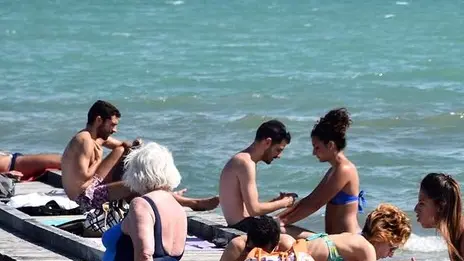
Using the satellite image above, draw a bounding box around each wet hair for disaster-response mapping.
[420,173,463,261]
[362,204,411,247]
[246,216,280,252]
[87,100,121,125]
[123,142,181,194]
[311,107,351,150]
[255,120,291,145]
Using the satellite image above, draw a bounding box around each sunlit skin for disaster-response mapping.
[414,190,438,228]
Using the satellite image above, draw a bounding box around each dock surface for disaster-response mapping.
[0,170,238,261]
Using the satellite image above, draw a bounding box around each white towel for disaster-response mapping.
[7,191,79,210]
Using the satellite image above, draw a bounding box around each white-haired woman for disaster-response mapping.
[102,142,187,261]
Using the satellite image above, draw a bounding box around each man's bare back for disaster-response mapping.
[62,130,104,200]
[219,152,254,225]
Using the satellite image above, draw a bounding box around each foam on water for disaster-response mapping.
[404,234,447,253]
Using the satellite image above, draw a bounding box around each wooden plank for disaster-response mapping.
[14,182,61,195]
[0,224,79,261]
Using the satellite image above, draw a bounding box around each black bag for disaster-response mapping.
[17,200,83,216]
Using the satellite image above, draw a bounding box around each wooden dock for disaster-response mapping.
[0,224,79,261]
[0,170,243,261]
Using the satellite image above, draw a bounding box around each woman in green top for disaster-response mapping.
[221,203,411,261]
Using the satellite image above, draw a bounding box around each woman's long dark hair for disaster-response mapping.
[421,173,463,261]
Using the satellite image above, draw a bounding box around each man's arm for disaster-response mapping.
[279,166,353,225]
[102,136,132,150]
[74,137,101,183]
[239,160,294,216]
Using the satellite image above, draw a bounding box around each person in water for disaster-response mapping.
[222,203,411,261]
[414,173,464,261]
[278,107,364,237]
[0,152,61,181]
[103,142,187,261]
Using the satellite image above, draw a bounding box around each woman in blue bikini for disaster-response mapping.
[278,108,364,236]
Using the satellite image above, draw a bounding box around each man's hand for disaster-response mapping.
[280,192,298,199]
[124,138,143,150]
[122,141,133,149]
[282,194,297,207]
[271,192,298,202]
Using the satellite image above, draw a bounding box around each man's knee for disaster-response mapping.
[113,145,126,155]
[230,235,247,250]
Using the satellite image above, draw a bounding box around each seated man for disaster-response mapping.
[0,152,61,181]
[219,119,297,233]
[62,100,218,212]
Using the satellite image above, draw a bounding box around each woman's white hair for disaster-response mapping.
[122,142,181,194]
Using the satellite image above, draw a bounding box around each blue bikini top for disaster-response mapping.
[329,190,366,212]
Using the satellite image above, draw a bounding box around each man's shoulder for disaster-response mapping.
[65,131,93,153]
[72,130,93,144]
[227,152,254,169]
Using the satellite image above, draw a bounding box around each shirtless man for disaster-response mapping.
[219,119,297,232]
[62,100,219,212]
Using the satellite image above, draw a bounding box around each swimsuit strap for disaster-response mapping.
[306,232,328,241]
[358,190,366,213]
[141,196,184,260]
[306,233,343,261]
[142,196,166,257]
[9,153,23,171]
[322,236,342,261]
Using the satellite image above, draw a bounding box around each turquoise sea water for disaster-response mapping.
[1,1,463,260]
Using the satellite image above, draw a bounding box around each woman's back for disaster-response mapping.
[121,190,187,259]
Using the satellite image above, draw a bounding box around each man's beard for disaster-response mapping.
[97,127,111,140]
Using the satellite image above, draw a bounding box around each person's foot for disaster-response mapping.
[190,196,220,211]
[173,188,188,197]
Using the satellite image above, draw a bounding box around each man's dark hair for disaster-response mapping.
[255,120,291,144]
[87,100,121,125]
[246,216,280,252]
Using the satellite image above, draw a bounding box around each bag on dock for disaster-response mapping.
[0,175,16,198]
[83,200,128,236]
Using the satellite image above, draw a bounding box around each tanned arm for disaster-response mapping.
[278,166,353,225]
[102,136,132,150]
[239,159,294,216]
[76,137,101,183]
